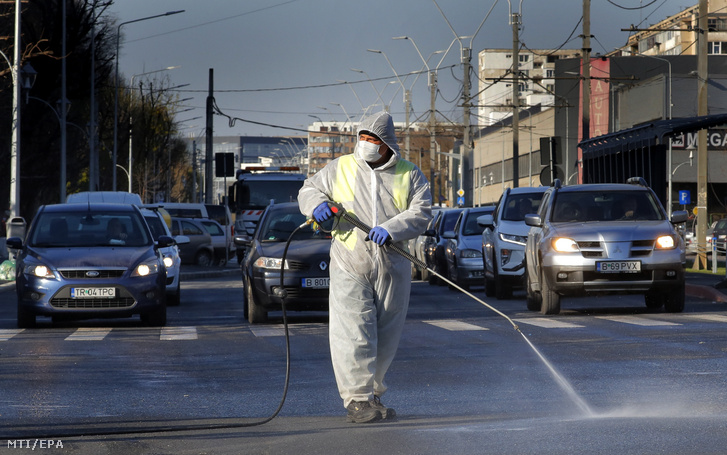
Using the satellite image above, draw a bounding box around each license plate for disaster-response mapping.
[71,287,116,298]
[301,277,330,289]
[596,261,641,273]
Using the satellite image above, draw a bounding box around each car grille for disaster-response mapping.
[575,240,656,259]
[281,286,328,299]
[286,260,309,271]
[59,269,126,279]
[50,297,136,309]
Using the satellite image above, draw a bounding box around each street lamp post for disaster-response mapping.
[113,10,184,191]
[350,68,387,111]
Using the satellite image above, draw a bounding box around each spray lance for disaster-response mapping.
[325,201,523,335]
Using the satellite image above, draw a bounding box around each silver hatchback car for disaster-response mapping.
[524,178,688,315]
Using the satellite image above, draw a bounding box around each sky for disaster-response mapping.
[107,0,688,139]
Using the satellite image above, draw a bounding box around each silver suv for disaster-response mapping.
[524,178,688,315]
[479,186,547,299]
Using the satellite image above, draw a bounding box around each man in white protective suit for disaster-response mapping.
[298,111,432,423]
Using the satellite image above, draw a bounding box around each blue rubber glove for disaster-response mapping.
[312,202,333,223]
[367,226,390,245]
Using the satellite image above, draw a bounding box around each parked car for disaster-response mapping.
[141,207,188,306]
[524,177,689,315]
[443,206,495,290]
[169,217,215,267]
[234,218,249,263]
[423,208,464,285]
[410,207,447,281]
[199,218,230,266]
[7,203,172,327]
[241,201,331,323]
[710,218,727,252]
[479,186,547,299]
[150,202,235,262]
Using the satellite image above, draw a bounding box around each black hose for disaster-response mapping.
[4,225,307,439]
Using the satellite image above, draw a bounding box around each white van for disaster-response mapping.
[146,202,235,264]
[66,191,143,205]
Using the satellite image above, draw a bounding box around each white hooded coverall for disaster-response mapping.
[298,112,432,407]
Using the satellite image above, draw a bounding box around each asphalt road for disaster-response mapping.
[1,271,727,454]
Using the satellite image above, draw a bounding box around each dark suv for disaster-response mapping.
[524,178,689,315]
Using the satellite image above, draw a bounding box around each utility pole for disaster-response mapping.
[695,0,709,269]
[511,10,521,188]
[580,0,591,184]
[9,0,21,218]
[461,46,472,203]
[429,70,437,202]
[205,68,214,204]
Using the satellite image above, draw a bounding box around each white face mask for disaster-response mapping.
[357,140,382,162]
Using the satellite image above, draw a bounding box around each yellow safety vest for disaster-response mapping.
[331,154,414,250]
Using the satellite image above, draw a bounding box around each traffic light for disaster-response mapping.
[539,136,564,185]
[215,152,235,177]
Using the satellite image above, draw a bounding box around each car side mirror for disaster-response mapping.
[423,229,436,237]
[6,237,22,249]
[234,233,252,247]
[524,214,542,227]
[442,230,455,239]
[477,214,494,228]
[670,210,688,224]
[156,235,175,249]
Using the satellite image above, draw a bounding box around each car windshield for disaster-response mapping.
[502,193,545,221]
[29,210,152,247]
[551,190,663,223]
[239,181,304,210]
[441,211,462,233]
[259,207,332,242]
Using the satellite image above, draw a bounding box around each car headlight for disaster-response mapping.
[552,237,579,252]
[459,249,482,259]
[655,235,676,249]
[23,263,55,279]
[163,255,174,269]
[254,257,289,270]
[500,232,527,246]
[132,259,161,277]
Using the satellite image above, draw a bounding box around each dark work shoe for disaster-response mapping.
[346,400,382,423]
[372,395,397,420]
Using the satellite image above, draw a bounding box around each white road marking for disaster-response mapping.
[686,314,727,323]
[65,328,112,341]
[160,326,198,340]
[424,320,488,331]
[250,325,287,337]
[514,318,585,328]
[0,329,24,341]
[595,315,680,326]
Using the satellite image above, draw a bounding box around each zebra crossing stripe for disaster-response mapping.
[514,318,585,328]
[0,329,24,341]
[250,325,287,337]
[595,315,680,326]
[424,320,488,331]
[160,326,198,340]
[686,314,727,323]
[65,328,112,341]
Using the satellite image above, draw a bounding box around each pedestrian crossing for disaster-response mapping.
[0,313,727,341]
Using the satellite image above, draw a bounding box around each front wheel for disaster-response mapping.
[663,284,686,313]
[525,268,542,312]
[539,268,561,315]
[141,302,167,327]
[195,250,213,267]
[246,279,268,323]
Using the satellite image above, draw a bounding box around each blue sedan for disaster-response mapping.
[7,203,174,328]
